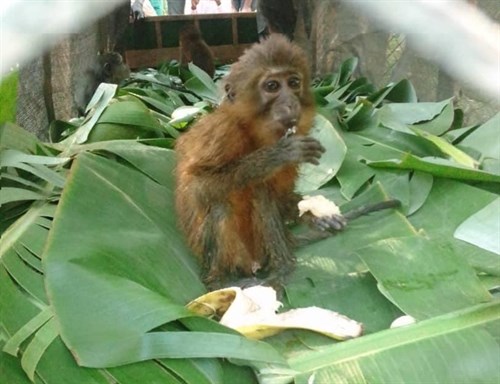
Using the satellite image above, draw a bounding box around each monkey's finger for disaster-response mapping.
[327,214,348,230]
[300,137,326,152]
[303,147,326,157]
[303,149,326,162]
[289,149,323,165]
[301,145,325,157]
[305,158,321,165]
[312,218,329,231]
[303,151,325,164]
[313,215,346,231]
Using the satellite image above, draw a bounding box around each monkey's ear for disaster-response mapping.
[112,53,123,64]
[103,62,112,77]
[224,83,236,102]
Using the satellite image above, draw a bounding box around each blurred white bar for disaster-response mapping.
[2,0,499,102]
[0,0,127,77]
[344,0,500,100]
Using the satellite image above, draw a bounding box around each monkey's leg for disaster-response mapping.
[199,205,225,288]
[200,205,255,290]
[252,188,296,286]
[209,188,296,290]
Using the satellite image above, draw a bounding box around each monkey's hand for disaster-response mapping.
[298,195,347,232]
[277,136,325,166]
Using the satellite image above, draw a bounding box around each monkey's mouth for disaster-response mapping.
[270,123,295,140]
[284,126,297,138]
[269,118,298,140]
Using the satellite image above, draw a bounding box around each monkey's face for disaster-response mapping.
[99,52,130,84]
[259,69,303,136]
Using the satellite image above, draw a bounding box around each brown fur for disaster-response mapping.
[175,35,320,288]
[179,24,215,78]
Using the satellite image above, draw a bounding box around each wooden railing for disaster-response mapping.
[124,12,258,69]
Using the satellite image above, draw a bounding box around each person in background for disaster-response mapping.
[257,0,296,40]
[186,0,230,14]
[231,0,256,12]
[150,0,164,15]
[168,0,186,14]
[130,0,157,19]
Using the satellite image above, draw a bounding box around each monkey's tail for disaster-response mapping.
[343,199,401,221]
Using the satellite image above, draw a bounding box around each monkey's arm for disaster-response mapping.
[193,135,325,193]
[294,198,401,247]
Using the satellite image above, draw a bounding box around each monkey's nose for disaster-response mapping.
[273,107,299,128]
[279,117,297,129]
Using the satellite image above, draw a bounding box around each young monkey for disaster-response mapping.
[175,35,398,289]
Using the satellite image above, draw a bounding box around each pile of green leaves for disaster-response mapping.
[1,59,499,384]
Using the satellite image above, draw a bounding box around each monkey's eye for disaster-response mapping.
[288,77,301,90]
[263,80,281,93]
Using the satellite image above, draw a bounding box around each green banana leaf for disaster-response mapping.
[288,301,500,384]
[2,59,499,384]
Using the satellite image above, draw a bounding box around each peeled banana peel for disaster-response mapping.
[186,286,363,340]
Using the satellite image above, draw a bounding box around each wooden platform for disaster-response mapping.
[124,13,259,69]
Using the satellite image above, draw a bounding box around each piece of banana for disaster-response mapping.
[187,286,363,340]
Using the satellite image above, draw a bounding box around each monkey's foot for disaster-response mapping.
[214,275,284,293]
